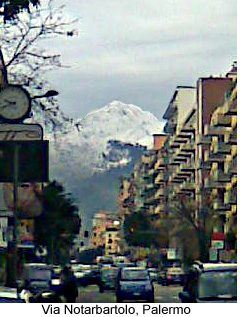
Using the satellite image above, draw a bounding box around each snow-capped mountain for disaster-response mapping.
[31,100,164,226]
[45,100,164,177]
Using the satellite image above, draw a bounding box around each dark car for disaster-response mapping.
[161,266,184,286]
[179,261,237,303]
[99,267,118,293]
[116,267,154,303]
[84,269,100,286]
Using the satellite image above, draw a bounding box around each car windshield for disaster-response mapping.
[27,268,51,280]
[198,270,237,299]
[102,269,117,278]
[121,269,149,280]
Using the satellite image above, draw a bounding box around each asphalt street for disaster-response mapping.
[76,283,182,303]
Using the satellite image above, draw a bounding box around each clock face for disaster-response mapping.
[0,85,31,122]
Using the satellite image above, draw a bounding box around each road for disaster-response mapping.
[76,283,182,303]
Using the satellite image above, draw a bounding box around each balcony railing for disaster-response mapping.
[204,178,228,189]
[154,188,165,198]
[196,134,212,145]
[213,198,231,212]
[204,125,232,136]
[224,188,237,205]
[204,151,228,163]
[211,113,231,127]
[212,169,231,183]
[211,142,231,154]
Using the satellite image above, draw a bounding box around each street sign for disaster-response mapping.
[0,140,49,182]
[0,123,43,141]
[211,240,224,249]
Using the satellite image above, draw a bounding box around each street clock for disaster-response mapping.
[0,85,31,123]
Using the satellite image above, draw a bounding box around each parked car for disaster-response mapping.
[20,263,52,295]
[84,269,100,286]
[99,266,118,293]
[116,267,154,303]
[147,268,159,282]
[71,264,90,286]
[179,262,237,303]
[0,286,34,303]
[162,266,184,285]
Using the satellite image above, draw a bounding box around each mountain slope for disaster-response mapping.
[31,100,164,226]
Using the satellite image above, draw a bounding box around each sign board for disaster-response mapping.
[211,240,224,249]
[209,248,218,262]
[0,123,43,141]
[167,248,177,260]
[0,140,49,182]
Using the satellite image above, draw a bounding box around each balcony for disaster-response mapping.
[204,125,231,136]
[164,120,177,134]
[222,95,237,116]
[179,181,195,192]
[196,134,212,145]
[155,172,165,185]
[180,160,195,172]
[227,155,237,175]
[204,151,228,163]
[224,188,237,205]
[211,142,231,155]
[175,147,192,159]
[212,198,231,212]
[154,188,165,199]
[204,178,228,189]
[154,158,165,170]
[211,113,231,127]
[171,173,187,183]
[212,169,231,183]
[225,126,237,145]
[181,142,195,153]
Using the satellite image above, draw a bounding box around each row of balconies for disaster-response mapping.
[122,79,237,218]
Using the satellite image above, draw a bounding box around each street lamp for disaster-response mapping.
[31,90,59,100]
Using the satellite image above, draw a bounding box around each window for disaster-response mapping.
[121,270,149,281]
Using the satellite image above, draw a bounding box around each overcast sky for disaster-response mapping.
[43,0,237,121]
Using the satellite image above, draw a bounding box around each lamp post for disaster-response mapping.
[4,88,58,286]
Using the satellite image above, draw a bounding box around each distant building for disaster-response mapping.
[90,211,120,255]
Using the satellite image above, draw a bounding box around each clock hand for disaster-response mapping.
[4,99,16,106]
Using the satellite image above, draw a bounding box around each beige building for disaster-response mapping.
[119,63,237,262]
[90,211,120,255]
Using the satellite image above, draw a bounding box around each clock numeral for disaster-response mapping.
[2,131,17,140]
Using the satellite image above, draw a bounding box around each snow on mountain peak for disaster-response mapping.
[38,101,164,192]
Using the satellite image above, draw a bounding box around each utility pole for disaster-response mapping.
[12,143,19,286]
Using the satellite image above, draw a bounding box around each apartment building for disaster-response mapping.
[90,211,120,255]
[162,86,197,209]
[202,73,237,259]
[117,63,237,262]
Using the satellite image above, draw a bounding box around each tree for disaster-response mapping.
[0,0,40,22]
[0,0,78,129]
[123,211,168,248]
[34,180,81,264]
[171,193,214,264]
